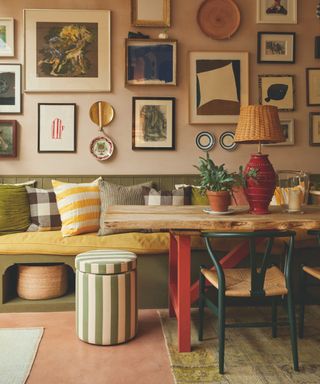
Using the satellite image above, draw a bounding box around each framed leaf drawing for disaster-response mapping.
[189,51,249,124]
[259,74,294,111]
[24,9,111,92]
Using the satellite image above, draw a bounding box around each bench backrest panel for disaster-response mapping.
[0,175,201,191]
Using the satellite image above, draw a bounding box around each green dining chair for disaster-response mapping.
[299,229,320,338]
[198,230,298,374]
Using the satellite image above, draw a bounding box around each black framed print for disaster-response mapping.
[132,97,175,150]
[0,64,21,114]
[258,32,295,63]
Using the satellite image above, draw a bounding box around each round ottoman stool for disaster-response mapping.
[75,249,137,345]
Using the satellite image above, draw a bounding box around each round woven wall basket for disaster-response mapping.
[17,263,68,300]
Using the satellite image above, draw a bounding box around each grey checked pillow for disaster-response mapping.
[143,187,191,206]
[26,186,62,231]
[99,180,153,236]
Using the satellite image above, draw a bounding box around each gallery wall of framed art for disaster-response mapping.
[2,0,320,175]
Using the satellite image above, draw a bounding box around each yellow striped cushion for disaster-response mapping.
[52,178,101,237]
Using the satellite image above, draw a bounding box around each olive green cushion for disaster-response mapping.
[191,187,209,205]
[0,185,30,234]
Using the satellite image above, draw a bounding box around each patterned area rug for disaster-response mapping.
[0,327,44,384]
[159,306,320,384]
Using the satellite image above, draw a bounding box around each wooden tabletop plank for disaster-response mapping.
[104,205,320,232]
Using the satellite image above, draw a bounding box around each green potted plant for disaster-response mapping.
[194,153,257,212]
[194,153,237,212]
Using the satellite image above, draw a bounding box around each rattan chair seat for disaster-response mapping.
[303,266,320,281]
[201,266,288,297]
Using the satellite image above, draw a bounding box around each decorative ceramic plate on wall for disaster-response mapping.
[195,131,216,151]
[90,136,114,161]
[219,131,238,151]
[197,0,241,40]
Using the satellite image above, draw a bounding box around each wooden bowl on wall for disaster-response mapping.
[197,0,241,40]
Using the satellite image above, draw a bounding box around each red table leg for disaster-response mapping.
[169,233,178,318]
[177,234,191,352]
[168,233,191,352]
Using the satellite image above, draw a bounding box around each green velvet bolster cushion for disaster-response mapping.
[0,185,30,234]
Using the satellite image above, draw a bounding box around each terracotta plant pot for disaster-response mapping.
[206,190,231,212]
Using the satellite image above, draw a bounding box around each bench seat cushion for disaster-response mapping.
[0,231,205,256]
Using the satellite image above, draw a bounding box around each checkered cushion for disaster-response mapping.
[143,186,191,206]
[26,186,62,231]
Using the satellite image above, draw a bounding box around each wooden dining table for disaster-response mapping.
[104,205,320,352]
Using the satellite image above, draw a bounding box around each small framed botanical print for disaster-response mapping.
[0,120,17,157]
[309,112,320,146]
[306,68,320,106]
[259,74,294,111]
[0,18,14,57]
[256,0,297,24]
[132,97,175,150]
[38,103,76,153]
[257,32,295,63]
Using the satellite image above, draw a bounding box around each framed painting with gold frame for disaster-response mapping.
[189,51,249,124]
[131,0,171,27]
[24,9,111,92]
[306,68,320,106]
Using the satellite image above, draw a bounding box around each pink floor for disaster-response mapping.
[0,310,174,384]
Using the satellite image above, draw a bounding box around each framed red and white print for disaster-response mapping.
[38,103,76,153]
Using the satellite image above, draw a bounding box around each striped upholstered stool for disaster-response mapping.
[75,250,137,345]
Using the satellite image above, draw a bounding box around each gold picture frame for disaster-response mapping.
[309,112,320,146]
[24,9,111,92]
[131,0,171,27]
[306,68,320,106]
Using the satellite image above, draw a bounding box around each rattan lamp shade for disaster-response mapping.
[234,105,285,144]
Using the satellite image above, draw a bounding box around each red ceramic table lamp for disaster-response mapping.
[234,105,285,215]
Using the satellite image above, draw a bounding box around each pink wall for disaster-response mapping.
[1,0,320,175]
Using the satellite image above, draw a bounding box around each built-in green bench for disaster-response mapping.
[0,174,319,313]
